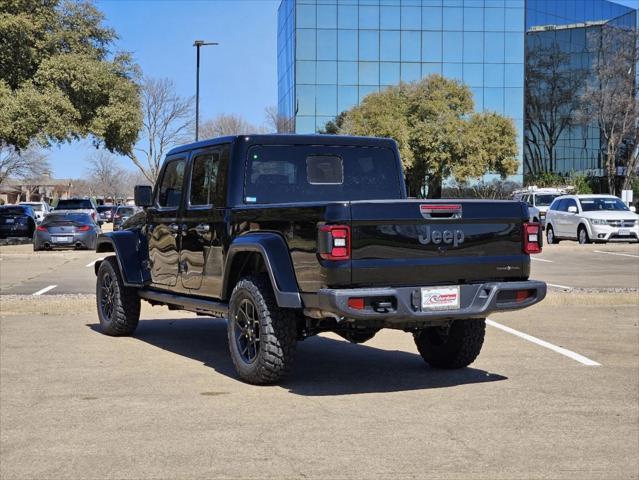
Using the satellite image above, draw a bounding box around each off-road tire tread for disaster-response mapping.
[414,319,486,369]
[228,275,298,385]
[97,256,140,336]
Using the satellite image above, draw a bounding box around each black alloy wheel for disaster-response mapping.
[233,298,261,364]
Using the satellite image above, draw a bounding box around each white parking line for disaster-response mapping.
[531,257,553,263]
[486,319,601,366]
[593,250,639,259]
[546,282,572,290]
[33,285,57,296]
[85,258,104,268]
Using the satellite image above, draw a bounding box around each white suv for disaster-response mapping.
[19,201,51,224]
[545,195,639,244]
[513,189,564,227]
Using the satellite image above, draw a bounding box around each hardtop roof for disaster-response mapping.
[166,134,398,157]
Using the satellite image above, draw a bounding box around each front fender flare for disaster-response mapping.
[95,230,150,287]
[223,233,302,308]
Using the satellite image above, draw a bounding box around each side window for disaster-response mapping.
[157,159,186,208]
[190,150,220,206]
[558,199,569,212]
[528,195,535,206]
[565,198,578,211]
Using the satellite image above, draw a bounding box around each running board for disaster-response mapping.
[138,290,228,316]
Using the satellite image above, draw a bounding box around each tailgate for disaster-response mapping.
[349,200,529,287]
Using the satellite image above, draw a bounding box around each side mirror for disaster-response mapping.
[630,206,636,213]
[134,185,153,207]
[568,206,578,213]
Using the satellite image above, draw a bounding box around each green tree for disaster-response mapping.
[0,0,141,155]
[335,75,519,198]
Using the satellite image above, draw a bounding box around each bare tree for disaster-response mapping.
[199,114,257,138]
[69,178,98,198]
[581,25,638,194]
[127,77,194,184]
[86,151,127,200]
[524,39,587,177]
[264,106,294,133]
[0,143,51,186]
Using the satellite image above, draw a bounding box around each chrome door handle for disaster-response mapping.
[195,223,210,234]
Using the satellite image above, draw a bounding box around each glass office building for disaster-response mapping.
[525,0,637,180]
[277,0,637,183]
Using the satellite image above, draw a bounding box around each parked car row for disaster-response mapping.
[0,199,141,250]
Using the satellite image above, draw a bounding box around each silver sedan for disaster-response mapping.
[33,212,100,251]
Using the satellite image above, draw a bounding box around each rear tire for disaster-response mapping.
[546,225,559,244]
[96,256,140,336]
[227,275,298,385]
[414,319,486,369]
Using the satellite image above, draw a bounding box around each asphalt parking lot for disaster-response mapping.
[1,240,638,479]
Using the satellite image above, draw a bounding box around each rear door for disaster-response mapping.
[147,156,187,288]
[179,144,228,293]
[348,200,528,287]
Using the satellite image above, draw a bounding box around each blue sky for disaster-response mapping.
[49,0,281,178]
[48,0,638,178]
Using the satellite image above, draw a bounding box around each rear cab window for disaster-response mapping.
[56,199,93,209]
[244,145,402,204]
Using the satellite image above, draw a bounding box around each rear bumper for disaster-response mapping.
[314,280,546,324]
[0,225,31,237]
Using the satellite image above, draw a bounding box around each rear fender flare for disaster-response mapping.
[95,230,150,287]
[222,233,302,308]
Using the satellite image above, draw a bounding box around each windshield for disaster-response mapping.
[56,199,93,210]
[535,194,559,207]
[44,213,93,224]
[0,207,27,216]
[97,206,113,212]
[245,145,402,204]
[579,197,629,212]
[117,207,135,216]
[22,203,42,211]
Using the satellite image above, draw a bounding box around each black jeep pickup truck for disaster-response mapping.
[94,134,546,384]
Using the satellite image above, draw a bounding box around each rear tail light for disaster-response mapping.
[523,222,542,254]
[318,224,351,260]
[76,225,90,231]
[36,225,47,232]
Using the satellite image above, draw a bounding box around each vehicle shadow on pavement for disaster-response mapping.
[88,318,507,395]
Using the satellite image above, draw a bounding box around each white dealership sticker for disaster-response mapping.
[421,286,460,311]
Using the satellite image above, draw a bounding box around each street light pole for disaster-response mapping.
[193,40,219,142]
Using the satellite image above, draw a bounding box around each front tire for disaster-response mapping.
[96,256,140,336]
[414,319,486,369]
[546,225,559,244]
[578,225,591,244]
[227,275,298,385]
